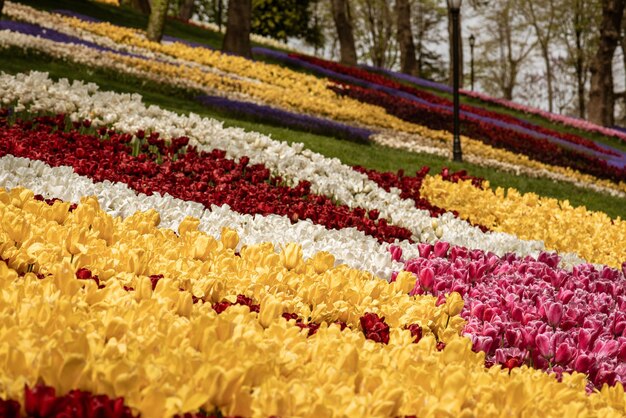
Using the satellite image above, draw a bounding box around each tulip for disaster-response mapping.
[433,241,450,258]
[419,267,435,290]
[360,312,390,344]
[0,399,19,418]
[546,303,563,328]
[389,245,402,262]
[280,243,303,270]
[536,334,553,360]
[554,343,575,365]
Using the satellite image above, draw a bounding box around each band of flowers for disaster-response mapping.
[4,2,626,197]
[2,71,567,266]
[388,243,626,389]
[365,56,626,144]
[374,130,626,199]
[420,176,626,268]
[286,52,623,161]
[4,78,625,269]
[1,187,626,417]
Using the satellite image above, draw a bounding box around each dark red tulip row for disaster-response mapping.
[289,53,621,158]
[0,385,135,418]
[332,84,626,183]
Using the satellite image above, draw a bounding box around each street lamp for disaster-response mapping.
[469,34,475,91]
[447,0,463,162]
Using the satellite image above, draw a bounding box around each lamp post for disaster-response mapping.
[469,34,475,91]
[448,0,462,162]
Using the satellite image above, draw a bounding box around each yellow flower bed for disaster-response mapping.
[1,187,626,416]
[421,176,626,268]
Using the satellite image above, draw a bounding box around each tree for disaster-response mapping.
[146,0,170,42]
[121,0,151,14]
[413,0,447,80]
[178,0,195,20]
[520,0,560,112]
[479,0,536,100]
[330,0,358,65]
[223,0,253,58]
[355,0,397,68]
[251,0,323,46]
[560,0,599,118]
[396,0,417,75]
[588,0,626,126]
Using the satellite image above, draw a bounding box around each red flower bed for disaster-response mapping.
[0,385,136,418]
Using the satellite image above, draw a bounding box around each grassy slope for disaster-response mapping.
[1,2,625,218]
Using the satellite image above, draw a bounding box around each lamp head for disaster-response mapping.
[447,0,462,10]
[469,34,475,47]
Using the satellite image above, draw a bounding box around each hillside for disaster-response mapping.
[1,1,626,417]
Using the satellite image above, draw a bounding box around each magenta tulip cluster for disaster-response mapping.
[391,243,626,388]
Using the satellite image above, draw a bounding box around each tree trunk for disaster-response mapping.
[178,0,195,21]
[447,9,463,88]
[541,43,554,113]
[575,8,586,118]
[222,0,252,58]
[146,0,169,42]
[330,0,358,65]
[588,0,626,126]
[396,0,417,75]
[0,0,5,19]
[121,0,151,14]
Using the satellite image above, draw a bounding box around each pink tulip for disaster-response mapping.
[433,241,450,258]
[389,245,403,262]
[417,243,432,258]
[419,267,435,290]
[555,343,575,365]
[536,334,553,359]
[546,303,563,328]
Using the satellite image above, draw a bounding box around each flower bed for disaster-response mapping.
[391,243,626,388]
[421,176,626,268]
[194,94,373,143]
[4,71,568,265]
[365,62,626,144]
[331,83,626,183]
[0,112,412,243]
[1,187,626,416]
[288,53,624,160]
